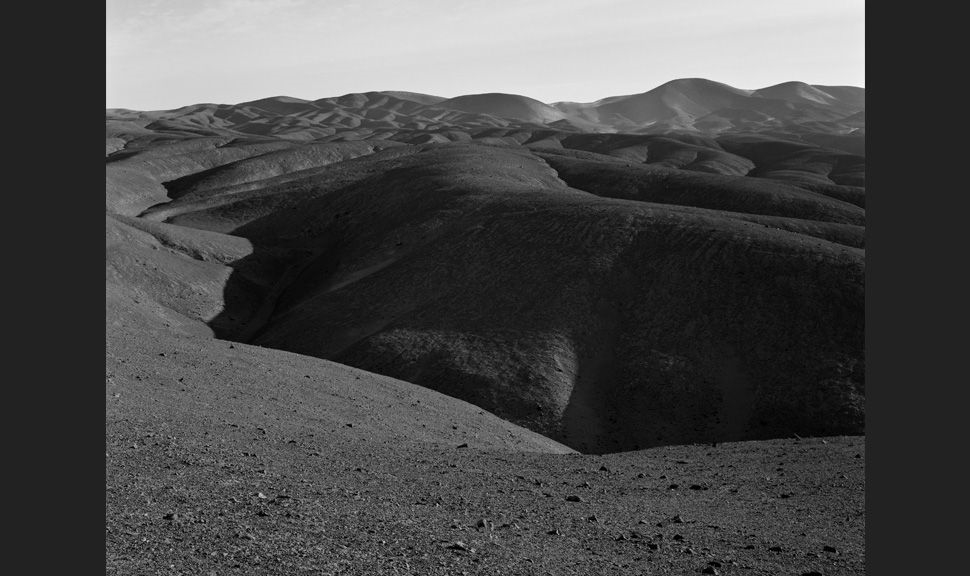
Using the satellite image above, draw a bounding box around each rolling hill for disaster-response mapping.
[106,78,865,575]
[107,80,864,452]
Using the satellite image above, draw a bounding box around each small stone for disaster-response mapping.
[668,484,679,490]
[647,543,659,550]
[801,572,823,576]
[689,484,708,490]
[702,566,719,575]
[457,443,468,449]
[446,541,473,552]
[823,545,837,553]
[256,492,267,499]
[586,515,599,522]
[599,465,610,472]
[565,495,584,502]
[547,528,562,536]
[256,510,268,517]
[708,561,722,567]
[163,513,177,521]
[672,514,684,523]
[672,534,684,541]
[768,545,782,552]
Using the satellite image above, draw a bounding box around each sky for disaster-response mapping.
[106,0,865,110]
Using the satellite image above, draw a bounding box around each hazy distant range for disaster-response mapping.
[107,78,864,153]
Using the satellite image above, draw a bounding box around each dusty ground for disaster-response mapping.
[106,326,863,575]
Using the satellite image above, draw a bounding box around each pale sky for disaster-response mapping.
[106,0,865,110]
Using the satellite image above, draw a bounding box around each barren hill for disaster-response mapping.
[106,79,865,574]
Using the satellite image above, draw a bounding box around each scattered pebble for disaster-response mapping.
[823,545,837,553]
[672,514,684,523]
[565,495,584,502]
[768,545,782,552]
[702,565,718,574]
[446,541,473,552]
[457,443,468,449]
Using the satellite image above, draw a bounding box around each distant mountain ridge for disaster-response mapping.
[107,79,864,142]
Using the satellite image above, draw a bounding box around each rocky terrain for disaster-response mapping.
[107,78,865,574]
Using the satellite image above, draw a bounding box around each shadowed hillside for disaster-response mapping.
[106,79,865,454]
